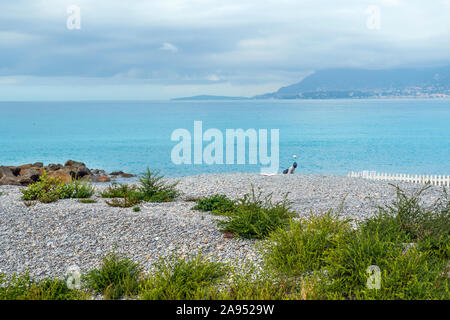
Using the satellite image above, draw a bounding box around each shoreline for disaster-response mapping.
[0,173,445,280]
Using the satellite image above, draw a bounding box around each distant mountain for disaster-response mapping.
[173,66,450,100]
[255,66,450,99]
[172,95,250,101]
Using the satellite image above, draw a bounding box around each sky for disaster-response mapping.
[0,0,449,100]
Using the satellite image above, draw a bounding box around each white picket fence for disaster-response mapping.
[347,171,450,187]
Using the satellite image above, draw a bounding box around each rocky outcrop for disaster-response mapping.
[0,160,131,186]
[110,171,135,178]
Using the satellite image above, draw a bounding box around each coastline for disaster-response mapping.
[0,173,444,280]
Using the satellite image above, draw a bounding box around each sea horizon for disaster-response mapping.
[1,99,449,177]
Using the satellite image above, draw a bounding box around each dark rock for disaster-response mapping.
[0,160,126,185]
[95,176,111,183]
[121,173,134,178]
[48,163,63,171]
[64,160,86,168]
[110,171,134,178]
[20,168,42,183]
[64,160,91,179]
[18,177,34,186]
[18,164,34,170]
[11,167,21,176]
[0,176,21,186]
[47,169,72,183]
[0,166,14,179]
[91,169,107,176]
[69,168,91,179]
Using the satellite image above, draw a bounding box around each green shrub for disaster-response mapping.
[68,179,95,198]
[364,185,450,261]
[21,171,64,203]
[21,171,95,203]
[133,207,141,212]
[38,192,60,204]
[214,265,304,300]
[263,211,352,276]
[0,273,88,300]
[192,194,236,215]
[413,187,449,261]
[378,185,449,241]
[217,187,296,239]
[101,168,179,205]
[139,253,227,300]
[321,224,449,300]
[316,186,450,300]
[138,168,179,202]
[102,183,143,207]
[101,183,139,198]
[79,199,96,204]
[83,251,143,299]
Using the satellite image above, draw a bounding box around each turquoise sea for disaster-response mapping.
[0,99,449,177]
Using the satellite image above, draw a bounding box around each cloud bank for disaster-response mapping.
[0,0,449,100]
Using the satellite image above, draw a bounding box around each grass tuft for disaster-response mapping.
[102,168,179,207]
[83,251,143,299]
[138,168,180,202]
[263,211,352,276]
[191,194,235,215]
[79,199,96,204]
[217,187,296,239]
[139,253,227,300]
[0,273,88,300]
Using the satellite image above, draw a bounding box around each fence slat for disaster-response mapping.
[348,171,450,186]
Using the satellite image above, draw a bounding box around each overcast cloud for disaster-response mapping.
[0,0,449,100]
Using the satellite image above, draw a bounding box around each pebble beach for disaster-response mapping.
[0,173,444,280]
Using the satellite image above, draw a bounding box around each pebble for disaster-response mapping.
[0,174,444,280]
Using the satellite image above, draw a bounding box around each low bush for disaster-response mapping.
[138,168,179,202]
[215,265,303,300]
[192,194,236,215]
[259,185,450,300]
[321,224,449,300]
[101,183,139,199]
[217,187,296,239]
[139,253,227,300]
[67,179,95,199]
[0,273,88,300]
[21,171,95,203]
[317,185,450,300]
[21,171,64,202]
[102,168,179,207]
[263,211,352,276]
[7,184,450,300]
[83,251,143,299]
